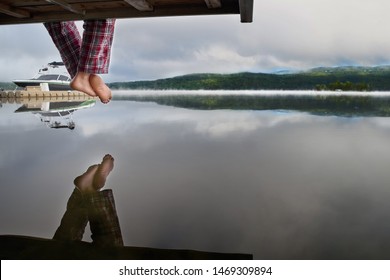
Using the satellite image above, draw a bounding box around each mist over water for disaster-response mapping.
[1,91,390,259]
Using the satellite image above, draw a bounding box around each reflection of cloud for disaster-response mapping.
[192,111,310,138]
[194,115,260,137]
[3,100,390,258]
[367,117,390,130]
[78,101,316,139]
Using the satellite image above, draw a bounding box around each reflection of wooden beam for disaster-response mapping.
[239,0,253,23]
[205,0,222,8]
[44,0,85,15]
[0,235,253,260]
[123,0,154,11]
[0,3,30,18]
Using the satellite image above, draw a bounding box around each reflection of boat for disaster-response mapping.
[12,62,71,91]
[15,98,96,130]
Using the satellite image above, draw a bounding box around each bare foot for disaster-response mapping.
[93,154,114,190]
[73,164,99,193]
[70,72,97,97]
[90,74,112,104]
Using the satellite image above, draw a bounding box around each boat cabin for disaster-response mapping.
[0,0,254,25]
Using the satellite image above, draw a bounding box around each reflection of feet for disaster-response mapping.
[74,164,99,193]
[90,74,112,104]
[93,154,114,190]
[70,72,96,97]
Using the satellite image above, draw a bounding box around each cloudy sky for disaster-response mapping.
[1,0,390,82]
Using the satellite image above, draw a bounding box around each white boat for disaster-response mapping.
[12,62,71,91]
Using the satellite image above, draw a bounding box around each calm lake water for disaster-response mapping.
[2,90,390,259]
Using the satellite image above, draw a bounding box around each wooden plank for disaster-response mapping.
[23,1,128,13]
[204,0,221,9]
[239,0,253,22]
[0,3,30,18]
[44,0,85,15]
[123,0,154,11]
[0,7,237,25]
[0,0,248,25]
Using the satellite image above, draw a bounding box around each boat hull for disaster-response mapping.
[13,80,71,91]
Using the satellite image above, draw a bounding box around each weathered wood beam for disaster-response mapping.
[0,3,30,18]
[239,0,253,23]
[205,0,222,9]
[44,0,85,15]
[0,1,240,25]
[123,0,154,12]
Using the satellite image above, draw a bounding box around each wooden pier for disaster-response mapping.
[0,86,94,99]
[0,0,254,25]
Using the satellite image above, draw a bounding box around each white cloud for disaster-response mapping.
[2,0,390,82]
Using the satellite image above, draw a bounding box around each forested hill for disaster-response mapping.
[109,66,390,91]
[2,66,390,91]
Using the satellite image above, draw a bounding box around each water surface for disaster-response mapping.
[1,90,390,259]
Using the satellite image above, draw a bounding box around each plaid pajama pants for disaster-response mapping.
[53,188,124,247]
[44,19,115,78]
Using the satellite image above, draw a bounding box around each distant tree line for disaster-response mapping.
[109,68,390,91]
[3,65,390,91]
[315,81,371,91]
[0,82,14,90]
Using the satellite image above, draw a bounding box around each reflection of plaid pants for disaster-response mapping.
[44,20,115,78]
[53,188,123,247]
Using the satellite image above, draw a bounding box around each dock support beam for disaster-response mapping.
[239,0,254,23]
[0,3,30,18]
[124,0,154,11]
[44,0,85,15]
[205,0,222,9]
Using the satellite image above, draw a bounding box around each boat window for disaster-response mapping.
[33,75,62,80]
[58,75,70,81]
